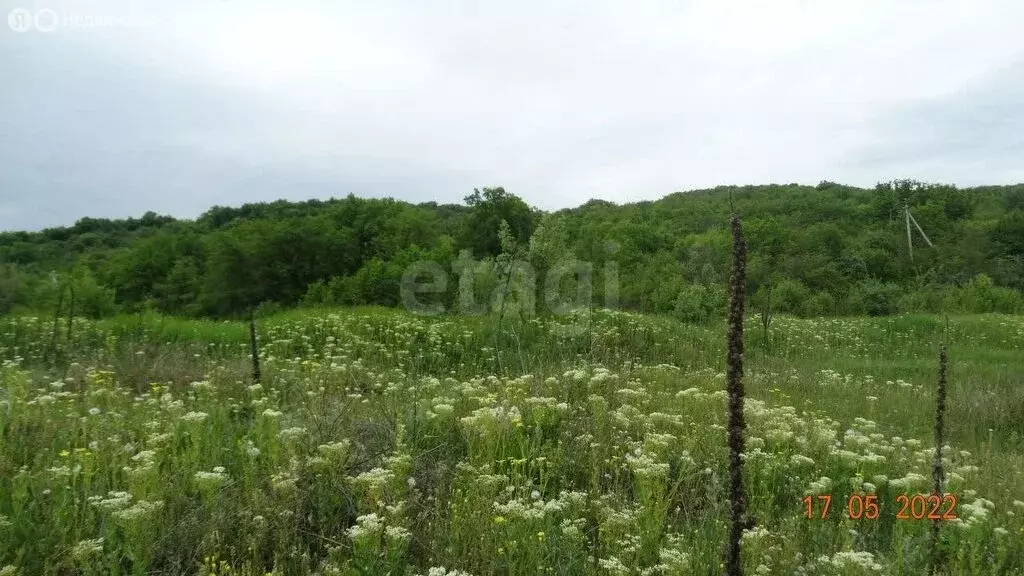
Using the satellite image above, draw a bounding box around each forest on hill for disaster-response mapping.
[1,180,1023,319]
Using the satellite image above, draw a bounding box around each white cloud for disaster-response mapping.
[2,0,1023,228]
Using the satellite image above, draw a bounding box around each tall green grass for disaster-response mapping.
[0,309,1021,575]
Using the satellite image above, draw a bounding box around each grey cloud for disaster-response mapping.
[2,0,1024,231]
[844,61,1024,185]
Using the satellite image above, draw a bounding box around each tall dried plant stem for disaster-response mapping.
[45,286,66,365]
[725,214,749,576]
[249,310,262,384]
[930,343,948,574]
[61,283,76,379]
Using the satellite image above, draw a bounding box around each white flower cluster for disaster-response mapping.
[180,411,208,424]
[317,439,351,460]
[806,477,833,496]
[888,472,927,490]
[817,550,884,572]
[89,491,133,512]
[419,568,474,576]
[112,500,164,523]
[350,510,385,537]
[194,466,230,491]
[278,426,306,441]
[351,467,395,493]
[271,472,298,493]
[71,537,104,561]
[460,405,523,429]
[626,451,670,480]
[958,497,996,527]
[491,489,587,522]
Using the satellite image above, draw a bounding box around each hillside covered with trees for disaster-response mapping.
[2,180,1023,319]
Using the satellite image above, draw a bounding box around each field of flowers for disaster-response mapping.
[0,309,1022,575]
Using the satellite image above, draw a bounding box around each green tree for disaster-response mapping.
[0,264,27,314]
[154,257,202,315]
[462,187,535,257]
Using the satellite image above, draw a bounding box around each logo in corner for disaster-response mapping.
[34,8,58,33]
[8,8,33,32]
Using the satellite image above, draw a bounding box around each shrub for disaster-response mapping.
[897,285,946,314]
[847,280,901,316]
[959,274,1023,313]
[672,283,725,324]
[801,292,836,317]
[773,279,810,315]
[0,265,27,315]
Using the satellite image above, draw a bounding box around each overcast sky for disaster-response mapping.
[2,0,1023,231]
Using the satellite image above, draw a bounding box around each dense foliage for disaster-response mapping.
[2,181,1023,319]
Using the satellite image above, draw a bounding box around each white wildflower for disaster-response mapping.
[112,500,164,524]
[71,537,105,561]
[181,411,208,424]
[194,468,229,491]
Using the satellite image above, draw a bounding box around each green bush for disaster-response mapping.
[0,265,27,315]
[801,292,836,317]
[773,279,811,314]
[847,280,902,316]
[671,283,725,324]
[897,285,946,314]
[959,274,1024,313]
[24,267,117,318]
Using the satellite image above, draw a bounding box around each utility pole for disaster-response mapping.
[906,203,914,261]
[905,203,934,262]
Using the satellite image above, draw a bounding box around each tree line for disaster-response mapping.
[1,181,1023,320]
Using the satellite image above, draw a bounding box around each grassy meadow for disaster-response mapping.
[0,308,1022,575]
